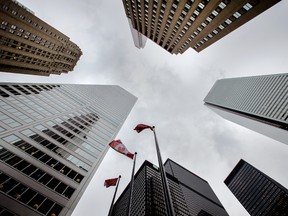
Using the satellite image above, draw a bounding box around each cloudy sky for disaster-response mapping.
[1,0,288,215]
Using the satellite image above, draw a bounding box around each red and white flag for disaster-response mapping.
[134,124,153,133]
[109,140,134,159]
[104,178,118,188]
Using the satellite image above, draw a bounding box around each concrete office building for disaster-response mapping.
[0,0,82,76]
[122,0,281,54]
[204,73,288,146]
[112,159,228,216]
[225,159,288,215]
[0,83,137,216]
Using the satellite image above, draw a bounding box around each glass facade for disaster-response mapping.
[225,159,288,215]
[204,73,288,146]
[164,159,229,216]
[112,159,227,216]
[112,160,190,216]
[0,83,137,216]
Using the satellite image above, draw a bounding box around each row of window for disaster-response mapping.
[0,100,33,124]
[0,16,80,58]
[0,35,73,62]
[3,131,90,174]
[177,0,229,52]
[0,37,73,70]
[192,1,257,51]
[0,171,63,216]
[16,131,87,176]
[2,3,70,44]
[0,146,75,199]
[0,85,112,148]
[47,120,101,157]
[0,206,18,216]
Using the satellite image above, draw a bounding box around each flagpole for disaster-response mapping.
[127,152,137,216]
[152,126,175,216]
[108,175,121,216]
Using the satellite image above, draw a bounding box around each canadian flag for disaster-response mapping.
[109,140,134,159]
[134,124,153,133]
[104,178,118,188]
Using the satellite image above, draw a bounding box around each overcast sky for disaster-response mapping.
[1,1,288,215]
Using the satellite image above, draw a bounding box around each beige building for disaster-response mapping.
[0,0,82,76]
[122,0,281,54]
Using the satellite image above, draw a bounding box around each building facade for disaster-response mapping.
[164,159,229,216]
[122,0,281,54]
[225,159,288,215]
[112,159,228,216]
[0,83,137,216]
[0,0,82,76]
[204,73,288,146]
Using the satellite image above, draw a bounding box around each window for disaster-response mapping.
[0,172,64,215]
[233,11,241,18]
[225,19,232,25]
[243,3,253,11]
[0,146,76,199]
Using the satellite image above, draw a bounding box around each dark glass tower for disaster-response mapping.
[112,159,228,216]
[0,83,137,216]
[204,73,288,146]
[225,159,288,216]
[165,159,229,216]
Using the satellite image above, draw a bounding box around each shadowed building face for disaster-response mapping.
[225,159,288,216]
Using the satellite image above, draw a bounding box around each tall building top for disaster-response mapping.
[122,0,281,54]
[0,83,137,216]
[204,73,288,146]
[112,159,228,216]
[11,0,35,14]
[0,0,82,76]
[164,158,226,209]
[225,159,288,216]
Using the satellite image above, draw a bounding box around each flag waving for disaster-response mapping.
[109,140,134,159]
[104,177,119,188]
[134,124,153,133]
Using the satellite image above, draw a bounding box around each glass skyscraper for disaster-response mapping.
[225,159,288,215]
[0,83,137,216]
[165,159,229,216]
[112,159,228,216]
[204,73,288,145]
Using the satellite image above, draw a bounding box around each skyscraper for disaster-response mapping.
[112,159,228,216]
[165,159,229,216]
[0,0,82,76]
[224,159,288,215]
[204,73,288,146]
[122,0,281,54]
[0,83,137,216]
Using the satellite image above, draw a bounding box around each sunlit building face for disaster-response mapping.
[0,83,136,216]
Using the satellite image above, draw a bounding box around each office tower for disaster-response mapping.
[112,159,228,216]
[225,159,288,215]
[0,0,82,76]
[122,0,281,54]
[165,159,229,216]
[204,73,288,146]
[0,83,137,216]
